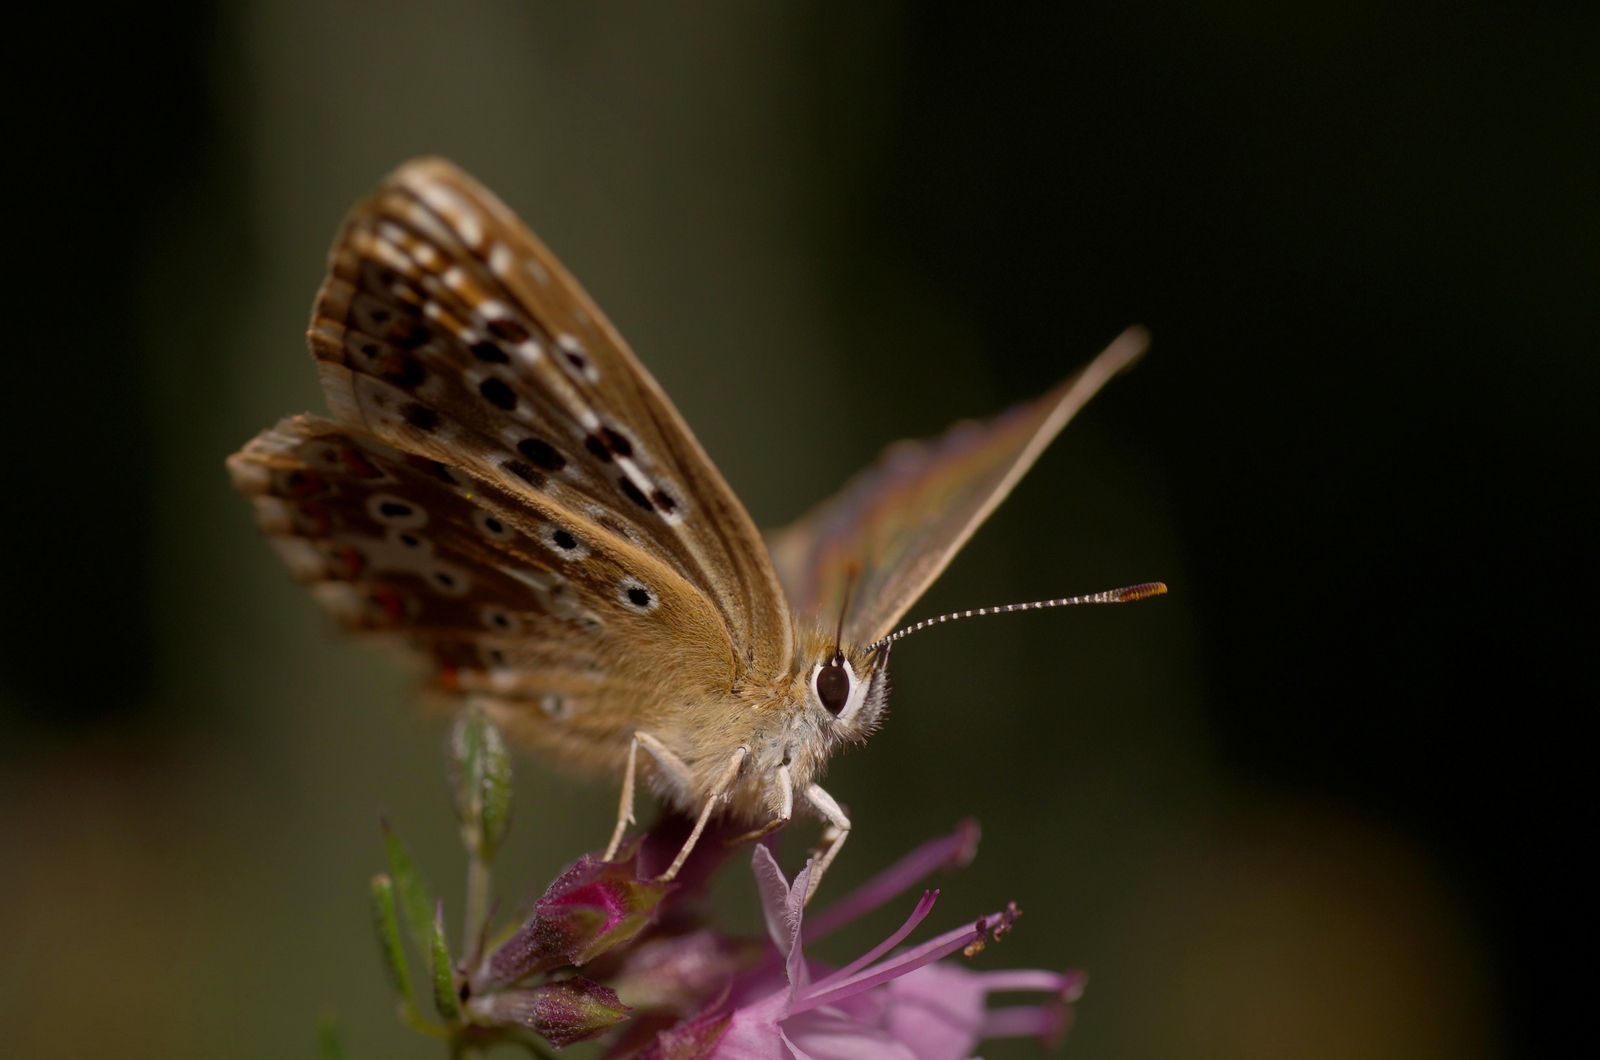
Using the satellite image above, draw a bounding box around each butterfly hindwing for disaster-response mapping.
[305,158,793,676]
[228,415,736,774]
[768,328,1149,646]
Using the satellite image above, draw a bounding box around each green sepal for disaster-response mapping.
[429,899,463,1025]
[449,706,514,861]
[381,818,434,951]
[369,874,415,1006]
[316,1009,348,1060]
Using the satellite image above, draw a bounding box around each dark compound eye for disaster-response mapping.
[815,656,851,715]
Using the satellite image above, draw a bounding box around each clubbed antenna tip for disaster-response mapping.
[867,581,1168,653]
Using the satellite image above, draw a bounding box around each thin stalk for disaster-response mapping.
[464,850,491,957]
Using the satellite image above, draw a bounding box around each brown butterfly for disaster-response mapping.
[227,158,1162,898]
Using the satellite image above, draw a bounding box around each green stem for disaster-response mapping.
[464,851,491,955]
[400,1005,449,1040]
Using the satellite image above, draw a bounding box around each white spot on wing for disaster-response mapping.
[539,523,590,559]
[268,536,324,580]
[367,493,428,529]
[555,334,600,383]
[477,298,514,322]
[489,242,515,278]
[473,508,516,542]
[617,576,658,613]
[404,202,455,247]
[415,181,484,247]
[479,605,522,634]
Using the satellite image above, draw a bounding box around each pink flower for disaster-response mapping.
[630,822,1085,1060]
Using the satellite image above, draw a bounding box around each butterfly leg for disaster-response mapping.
[726,763,794,846]
[604,732,698,861]
[803,783,852,903]
[656,745,750,883]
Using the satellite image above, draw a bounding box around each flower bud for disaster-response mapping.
[486,850,671,985]
[470,976,630,1048]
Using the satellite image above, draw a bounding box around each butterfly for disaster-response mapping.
[227,158,1162,898]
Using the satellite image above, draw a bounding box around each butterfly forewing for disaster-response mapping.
[305,158,793,677]
[768,328,1150,646]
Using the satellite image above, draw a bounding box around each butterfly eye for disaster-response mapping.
[815,656,851,715]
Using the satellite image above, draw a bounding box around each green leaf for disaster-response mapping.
[369,874,415,1007]
[429,899,462,1025]
[448,706,514,861]
[381,819,434,951]
[316,1009,348,1060]
[477,720,513,859]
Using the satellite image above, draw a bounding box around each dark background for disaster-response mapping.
[3,3,1592,1058]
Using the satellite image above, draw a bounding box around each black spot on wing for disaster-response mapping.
[404,404,440,431]
[618,477,652,511]
[517,436,567,471]
[378,354,426,390]
[479,377,517,410]
[505,460,545,488]
[487,318,530,344]
[388,320,431,349]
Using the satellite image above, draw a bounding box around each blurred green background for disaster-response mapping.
[2,2,1592,1058]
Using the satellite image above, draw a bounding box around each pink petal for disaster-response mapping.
[881,963,987,1060]
[978,1003,1066,1041]
[782,1010,920,1060]
[705,988,798,1060]
[794,910,1009,1013]
[804,820,979,941]
[746,846,814,1011]
[805,890,938,995]
[971,968,1084,999]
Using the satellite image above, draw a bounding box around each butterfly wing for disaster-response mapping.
[768,328,1149,646]
[304,157,792,676]
[228,416,734,774]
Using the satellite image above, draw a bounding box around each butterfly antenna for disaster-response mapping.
[865,582,1167,653]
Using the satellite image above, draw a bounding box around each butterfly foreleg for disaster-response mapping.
[656,745,750,883]
[726,762,795,846]
[603,731,698,861]
[802,783,852,904]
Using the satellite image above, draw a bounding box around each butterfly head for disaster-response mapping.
[787,627,891,754]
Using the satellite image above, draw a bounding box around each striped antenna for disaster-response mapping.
[865,582,1167,653]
